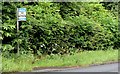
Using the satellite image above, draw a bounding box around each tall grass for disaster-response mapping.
[2,49,118,72]
[33,49,118,67]
[2,53,34,72]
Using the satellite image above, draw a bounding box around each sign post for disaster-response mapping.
[17,8,26,55]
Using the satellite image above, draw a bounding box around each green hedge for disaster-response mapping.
[1,2,119,55]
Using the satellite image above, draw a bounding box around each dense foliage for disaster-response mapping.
[1,2,119,55]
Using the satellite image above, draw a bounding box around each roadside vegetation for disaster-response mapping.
[1,2,119,72]
[2,49,118,72]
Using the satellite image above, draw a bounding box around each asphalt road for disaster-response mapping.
[9,63,119,74]
[33,63,119,72]
[55,63,119,72]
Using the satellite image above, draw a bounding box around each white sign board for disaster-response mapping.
[17,8,26,21]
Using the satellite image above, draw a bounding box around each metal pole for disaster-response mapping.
[17,8,19,55]
[17,21,19,55]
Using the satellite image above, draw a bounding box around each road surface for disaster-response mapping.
[8,63,119,74]
[33,63,119,72]
[55,63,119,72]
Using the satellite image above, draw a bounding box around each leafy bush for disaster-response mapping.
[2,2,119,55]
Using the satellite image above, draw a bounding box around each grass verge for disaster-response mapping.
[2,49,118,72]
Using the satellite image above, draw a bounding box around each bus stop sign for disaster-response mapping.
[17,8,26,21]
